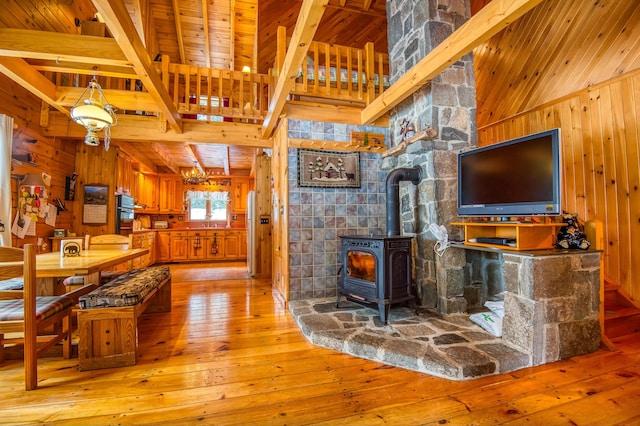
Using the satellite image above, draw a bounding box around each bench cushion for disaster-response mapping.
[0,296,74,321]
[0,278,24,291]
[78,266,170,309]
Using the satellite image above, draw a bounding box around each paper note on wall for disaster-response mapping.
[11,213,31,239]
[45,204,57,227]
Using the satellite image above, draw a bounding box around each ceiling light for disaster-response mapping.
[182,162,212,185]
[70,78,117,151]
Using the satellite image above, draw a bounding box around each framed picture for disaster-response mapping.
[297,149,360,188]
[82,184,108,224]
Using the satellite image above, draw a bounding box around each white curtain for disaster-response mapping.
[0,115,14,246]
[185,190,229,202]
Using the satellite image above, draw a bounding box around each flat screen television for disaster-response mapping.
[457,128,562,217]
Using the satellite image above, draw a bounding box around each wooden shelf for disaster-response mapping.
[288,138,386,153]
[451,221,563,250]
[381,126,438,158]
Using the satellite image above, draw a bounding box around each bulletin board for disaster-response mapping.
[82,184,109,224]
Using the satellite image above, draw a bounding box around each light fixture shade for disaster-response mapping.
[20,173,46,187]
[71,102,114,130]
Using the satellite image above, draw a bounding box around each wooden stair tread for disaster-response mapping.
[604,305,640,319]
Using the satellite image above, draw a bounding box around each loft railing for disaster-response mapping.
[275,26,390,104]
[161,56,273,122]
[40,59,274,123]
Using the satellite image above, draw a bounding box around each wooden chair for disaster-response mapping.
[0,244,75,390]
[63,234,133,289]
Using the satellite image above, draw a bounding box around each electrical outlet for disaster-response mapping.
[260,217,269,224]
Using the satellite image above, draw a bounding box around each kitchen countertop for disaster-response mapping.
[133,227,246,233]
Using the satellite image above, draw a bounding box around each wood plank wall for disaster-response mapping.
[478,69,640,302]
[271,121,289,302]
[1,74,76,250]
[71,143,119,238]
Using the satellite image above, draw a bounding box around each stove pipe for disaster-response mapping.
[386,165,423,236]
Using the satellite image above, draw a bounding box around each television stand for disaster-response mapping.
[451,221,564,250]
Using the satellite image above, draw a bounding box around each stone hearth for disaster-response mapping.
[289,248,602,380]
[288,298,529,380]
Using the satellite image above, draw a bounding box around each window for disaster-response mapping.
[197,95,225,122]
[185,190,229,221]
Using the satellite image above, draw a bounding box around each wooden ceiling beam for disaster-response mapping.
[172,0,186,64]
[28,59,138,79]
[92,0,183,133]
[0,57,71,117]
[261,0,329,138]
[0,28,132,67]
[116,141,160,173]
[56,87,157,112]
[202,0,212,68]
[185,143,206,172]
[150,142,179,174]
[44,113,271,147]
[286,101,388,127]
[361,0,544,124]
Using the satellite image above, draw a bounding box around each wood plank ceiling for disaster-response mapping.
[7,1,637,175]
[473,0,640,127]
[0,0,387,176]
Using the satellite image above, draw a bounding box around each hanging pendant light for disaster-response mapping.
[182,161,212,184]
[70,78,117,151]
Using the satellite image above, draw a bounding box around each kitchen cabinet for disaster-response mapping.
[134,171,158,213]
[156,231,171,262]
[233,178,250,213]
[188,231,207,260]
[238,230,247,258]
[223,231,240,259]
[155,229,246,262]
[170,231,189,261]
[158,175,185,213]
[205,231,225,260]
[116,150,133,195]
[131,231,155,268]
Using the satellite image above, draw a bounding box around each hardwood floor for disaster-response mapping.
[1,262,640,425]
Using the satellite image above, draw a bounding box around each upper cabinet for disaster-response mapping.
[233,178,250,213]
[116,150,133,195]
[134,171,158,213]
[158,175,185,213]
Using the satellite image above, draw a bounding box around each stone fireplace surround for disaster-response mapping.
[286,0,602,378]
[290,248,601,379]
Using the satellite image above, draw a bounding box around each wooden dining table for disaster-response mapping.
[34,248,149,295]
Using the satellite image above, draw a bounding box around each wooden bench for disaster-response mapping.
[77,266,171,371]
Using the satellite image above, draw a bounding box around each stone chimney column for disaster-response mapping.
[383,0,476,313]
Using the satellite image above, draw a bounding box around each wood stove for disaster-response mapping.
[337,235,414,324]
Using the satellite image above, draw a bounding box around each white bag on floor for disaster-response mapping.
[484,300,505,319]
[470,311,503,337]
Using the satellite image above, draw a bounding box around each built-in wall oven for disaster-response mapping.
[116,194,135,234]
